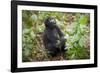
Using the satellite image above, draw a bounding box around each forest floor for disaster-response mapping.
[51,53,65,61]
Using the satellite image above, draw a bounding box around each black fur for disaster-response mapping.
[43,17,66,57]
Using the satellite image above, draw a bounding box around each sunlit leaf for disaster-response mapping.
[79,15,88,25]
[30,14,38,22]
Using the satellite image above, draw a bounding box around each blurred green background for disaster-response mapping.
[22,10,90,62]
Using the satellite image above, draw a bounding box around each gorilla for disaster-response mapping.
[43,17,66,57]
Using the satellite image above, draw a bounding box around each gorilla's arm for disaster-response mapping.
[56,26,64,38]
[56,26,66,48]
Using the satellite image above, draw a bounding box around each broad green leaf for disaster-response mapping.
[30,14,38,22]
[79,15,88,25]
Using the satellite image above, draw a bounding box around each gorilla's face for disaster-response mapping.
[44,17,57,29]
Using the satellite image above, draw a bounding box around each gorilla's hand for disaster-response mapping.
[55,37,66,50]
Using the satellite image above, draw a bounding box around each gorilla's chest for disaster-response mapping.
[49,29,60,40]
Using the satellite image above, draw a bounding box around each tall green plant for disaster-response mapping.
[65,14,90,60]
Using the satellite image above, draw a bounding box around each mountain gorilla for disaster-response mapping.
[43,17,66,57]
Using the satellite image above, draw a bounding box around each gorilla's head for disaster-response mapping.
[44,17,57,29]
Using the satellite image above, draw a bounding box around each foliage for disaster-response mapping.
[65,14,90,60]
[22,10,90,62]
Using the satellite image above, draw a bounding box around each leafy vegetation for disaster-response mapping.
[22,10,90,62]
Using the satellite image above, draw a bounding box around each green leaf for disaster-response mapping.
[30,14,38,22]
[30,31,35,38]
[79,15,88,25]
[23,28,30,34]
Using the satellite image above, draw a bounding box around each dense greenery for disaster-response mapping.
[22,10,90,62]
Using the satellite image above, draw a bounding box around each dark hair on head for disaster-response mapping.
[44,17,56,27]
